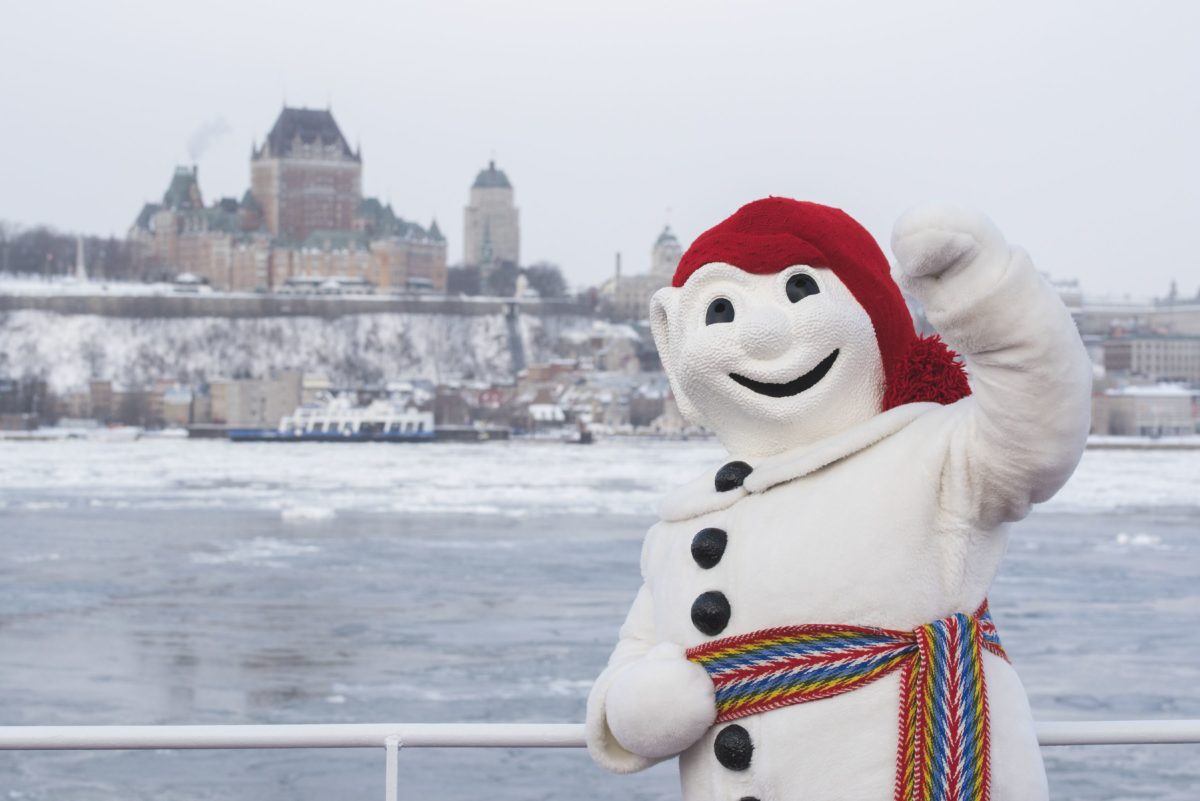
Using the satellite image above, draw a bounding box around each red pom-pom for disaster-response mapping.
[882,335,971,410]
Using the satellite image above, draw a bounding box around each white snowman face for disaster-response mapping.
[650,263,886,458]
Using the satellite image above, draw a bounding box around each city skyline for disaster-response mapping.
[1,2,1198,296]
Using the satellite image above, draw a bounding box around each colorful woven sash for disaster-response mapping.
[687,602,1007,801]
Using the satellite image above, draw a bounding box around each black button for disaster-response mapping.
[691,528,727,569]
[691,591,731,635]
[715,461,753,492]
[714,724,753,771]
[739,797,761,801]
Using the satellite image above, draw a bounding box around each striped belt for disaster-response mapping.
[687,601,1007,801]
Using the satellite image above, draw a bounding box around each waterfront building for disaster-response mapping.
[1102,333,1200,384]
[463,160,520,268]
[160,386,195,427]
[209,371,303,428]
[1074,300,1200,337]
[1092,384,1199,436]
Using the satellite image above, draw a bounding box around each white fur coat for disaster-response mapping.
[586,207,1093,801]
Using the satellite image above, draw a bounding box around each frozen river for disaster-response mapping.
[0,438,1198,800]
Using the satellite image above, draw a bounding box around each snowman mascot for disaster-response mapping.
[586,198,1092,801]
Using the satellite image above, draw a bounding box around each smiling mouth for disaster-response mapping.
[729,349,840,398]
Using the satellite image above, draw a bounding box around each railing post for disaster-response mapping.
[384,734,402,801]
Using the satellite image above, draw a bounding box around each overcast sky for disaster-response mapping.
[2,1,1197,297]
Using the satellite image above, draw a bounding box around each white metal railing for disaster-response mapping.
[1,720,1198,800]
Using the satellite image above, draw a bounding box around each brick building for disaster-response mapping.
[251,108,362,242]
[128,168,273,290]
[129,107,446,292]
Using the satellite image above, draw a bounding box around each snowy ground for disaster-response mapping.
[0,276,506,300]
[0,439,1197,800]
[0,276,192,297]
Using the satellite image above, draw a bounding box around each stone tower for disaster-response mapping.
[463,160,519,267]
[250,107,362,242]
[650,225,682,276]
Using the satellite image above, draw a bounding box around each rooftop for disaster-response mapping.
[356,198,440,243]
[472,160,512,190]
[655,225,680,248]
[1105,383,1198,397]
[162,166,202,210]
[259,107,358,162]
[1105,332,1200,341]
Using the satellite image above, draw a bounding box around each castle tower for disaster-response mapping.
[163,165,203,210]
[463,160,519,267]
[250,107,362,241]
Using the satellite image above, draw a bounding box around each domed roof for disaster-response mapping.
[473,160,512,189]
[655,225,680,248]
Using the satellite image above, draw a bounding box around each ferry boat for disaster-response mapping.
[228,396,435,443]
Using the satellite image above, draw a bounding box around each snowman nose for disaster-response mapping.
[739,305,791,360]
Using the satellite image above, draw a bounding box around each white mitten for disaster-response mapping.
[891,204,1016,325]
[891,204,1007,281]
[605,642,716,759]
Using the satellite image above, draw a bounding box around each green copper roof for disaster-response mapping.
[133,203,162,230]
[356,197,439,242]
[472,160,512,189]
[162,166,203,210]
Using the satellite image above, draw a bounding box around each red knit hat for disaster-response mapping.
[674,197,969,410]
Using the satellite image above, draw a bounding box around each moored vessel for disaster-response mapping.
[228,395,434,443]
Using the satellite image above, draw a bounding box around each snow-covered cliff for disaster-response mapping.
[0,309,589,392]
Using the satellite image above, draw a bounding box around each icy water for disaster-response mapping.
[0,439,1198,800]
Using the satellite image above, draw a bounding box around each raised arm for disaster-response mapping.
[586,581,716,773]
[891,205,1093,529]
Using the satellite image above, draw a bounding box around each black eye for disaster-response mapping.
[705,297,735,325]
[786,273,820,303]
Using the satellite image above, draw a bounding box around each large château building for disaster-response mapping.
[129,107,447,292]
[463,160,519,267]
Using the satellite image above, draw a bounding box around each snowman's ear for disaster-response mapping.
[650,286,700,423]
[649,286,678,375]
